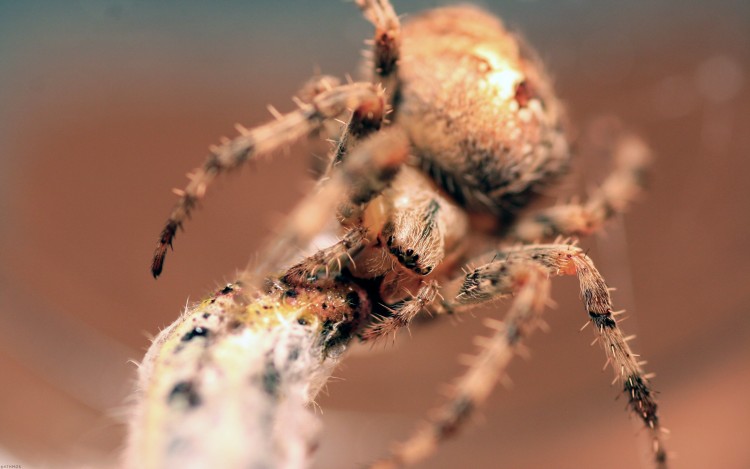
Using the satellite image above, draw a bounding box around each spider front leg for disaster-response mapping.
[509,127,652,242]
[151,82,385,277]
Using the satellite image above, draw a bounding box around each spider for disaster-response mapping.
[142,1,668,468]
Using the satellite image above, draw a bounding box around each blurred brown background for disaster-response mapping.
[1,1,748,468]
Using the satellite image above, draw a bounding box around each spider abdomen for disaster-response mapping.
[395,6,570,220]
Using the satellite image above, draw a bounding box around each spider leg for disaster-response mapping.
[509,128,651,242]
[294,72,386,179]
[294,74,342,105]
[294,74,344,149]
[360,279,439,341]
[356,0,401,98]
[370,243,668,469]
[459,243,668,468]
[366,261,549,469]
[151,82,385,277]
[281,227,369,286]
[241,127,410,286]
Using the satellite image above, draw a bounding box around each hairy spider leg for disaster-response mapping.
[360,279,439,341]
[151,82,385,277]
[370,243,668,468]
[509,124,651,242]
[367,261,549,469]
[281,227,369,286]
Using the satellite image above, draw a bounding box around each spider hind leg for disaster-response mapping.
[459,244,668,467]
[367,260,550,469]
[509,123,652,242]
[368,243,668,469]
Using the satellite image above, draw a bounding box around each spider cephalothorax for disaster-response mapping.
[142,2,667,468]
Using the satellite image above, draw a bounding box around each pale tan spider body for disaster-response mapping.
[394,7,569,217]
[143,2,668,468]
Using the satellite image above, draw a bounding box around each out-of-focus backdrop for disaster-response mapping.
[1,1,748,468]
